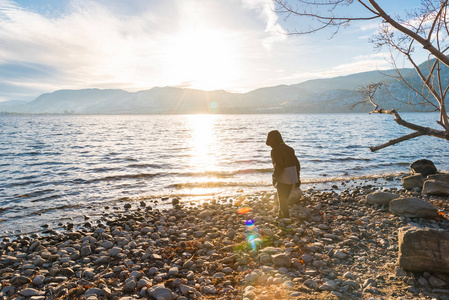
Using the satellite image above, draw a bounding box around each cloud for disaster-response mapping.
[0,0,291,101]
[265,52,392,85]
[0,0,395,102]
[241,0,286,50]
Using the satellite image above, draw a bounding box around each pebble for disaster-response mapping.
[20,288,44,297]
[0,180,447,300]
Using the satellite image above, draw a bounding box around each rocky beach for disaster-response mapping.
[1,172,449,300]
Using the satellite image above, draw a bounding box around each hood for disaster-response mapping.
[266,130,284,147]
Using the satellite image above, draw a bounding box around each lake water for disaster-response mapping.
[1,113,448,236]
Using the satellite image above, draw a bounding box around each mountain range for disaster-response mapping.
[0,62,444,114]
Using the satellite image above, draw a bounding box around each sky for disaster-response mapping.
[0,0,425,102]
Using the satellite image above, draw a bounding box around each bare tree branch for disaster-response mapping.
[369,132,425,152]
[276,0,449,150]
[367,0,449,68]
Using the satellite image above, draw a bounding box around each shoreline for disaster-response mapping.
[1,179,448,299]
[0,173,407,239]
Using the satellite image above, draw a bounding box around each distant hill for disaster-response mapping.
[0,64,444,114]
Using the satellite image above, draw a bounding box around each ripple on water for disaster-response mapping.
[0,113,447,236]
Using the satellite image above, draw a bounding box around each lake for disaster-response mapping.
[0,113,447,236]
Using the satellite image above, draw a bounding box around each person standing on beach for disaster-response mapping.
[266,130,301,219]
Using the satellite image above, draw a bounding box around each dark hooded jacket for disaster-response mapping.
[266,130,300,184]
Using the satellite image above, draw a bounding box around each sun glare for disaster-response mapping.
[167,29,239,91]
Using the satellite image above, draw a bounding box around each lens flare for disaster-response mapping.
[237,206,252,214]
[244,219,261,250]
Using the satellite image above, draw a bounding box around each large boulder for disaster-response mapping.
[399,227,449,274]
[410,159,437,176]
[389,198,438,218]
[422,179,449,196]
[366,192,400,206]
[401,174,424,190]
[427,174,449,183]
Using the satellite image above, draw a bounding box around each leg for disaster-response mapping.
[276,183,293,218]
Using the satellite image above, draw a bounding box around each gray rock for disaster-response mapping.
[427,174,449,183]
[402,174,425,190]
[66,231,82,240]
[34,257,45,267]
[418,277,430,287]
[85,288,105,297]
[128,271,142,278]
[100,241,114,249]
[179,284,201,297]
[301,254,313,264]
[334,251,348,260]
[260,247,284,255]
[272,253,291,268]
[304,279,319,290]
[137,277,152,289]
[422,180,449,196]
[80,245,92,256]
[186,270,195,280]
[109,247,122,257]
[366,191,400,206]
[213,272,225,279]
[429,276,447,288]
[343,272,356,279]
[94,256,110,265]
[123,277,137,292]
[244,272,258,283]
[60,267,74,276]
[141,227,153,234]
[197,210,214,218]
[20,288,44,297]
[283,281,294,289]
[390,197,438,218]
[399,227,449,274]
[193,231,205,238]
[202,285,217,294]
[331,291,343,297]
[147,284,174,300]
[319,282,336,291]
[168,267,179,276]
[29,240,41,252]
[410,159,437,176]
[32,275,45,286]
[342,280,360,289]
[258,252,272,265]
[11,275,31,285]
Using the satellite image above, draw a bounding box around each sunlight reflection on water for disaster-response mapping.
[0,113,448,235]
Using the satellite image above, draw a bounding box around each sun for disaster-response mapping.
[166,29,239,91]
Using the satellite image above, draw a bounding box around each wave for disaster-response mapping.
[14,189,55,199]
[167,181,269,189]
[15,204,82,218]
[301,172,407,184]
[28,161,66,167]
[0,180,41,188]
[311,157,371,162]
[166,171,406,190]
[31,194,61,202]
[177,168,273,178]
[127,163,163,169]
[72,172,161,184]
